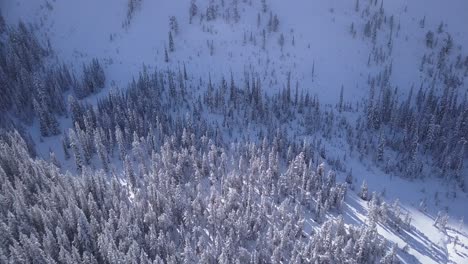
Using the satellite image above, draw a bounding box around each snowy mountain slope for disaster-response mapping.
[340,157,468,264]
[5,0,466,103]
[2,0,468,263]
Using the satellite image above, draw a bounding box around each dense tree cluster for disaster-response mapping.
[0,19,106,137]
[1,1,467,262]
[367,194,412,233]
[74,58,106,99]
[62,65,338,175]
[0,32,400,260]
[352,0,467,188]
[0,129,395,263]
[0,19,68,135]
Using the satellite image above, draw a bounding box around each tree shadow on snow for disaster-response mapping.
[343,193,449,263]
[386,224,447,263]
[342,193,368,226]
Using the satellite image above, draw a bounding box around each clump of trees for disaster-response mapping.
[123,0,143,28]
[74,58,106,99]
[0,18,107,137]
[0,128,393,263]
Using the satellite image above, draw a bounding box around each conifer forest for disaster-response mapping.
[1,0,468,263]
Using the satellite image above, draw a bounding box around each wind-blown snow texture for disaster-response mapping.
[1,0,468,263]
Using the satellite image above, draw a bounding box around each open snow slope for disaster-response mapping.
[3,0,468,263]
[4,0,467,103]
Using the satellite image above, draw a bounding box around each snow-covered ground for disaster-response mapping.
[6,0,465,104]
[3,0,468,263]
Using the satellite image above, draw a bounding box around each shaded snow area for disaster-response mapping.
[1,0,468,263]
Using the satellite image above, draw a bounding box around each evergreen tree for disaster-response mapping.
[339,85,344,112]
[189,0,198,24]
[359,180,369,201]
[164,46,170,62]
[278,33,285,52]
[169,31,175,52]
[377,133,385,161]
[169,16,179,35]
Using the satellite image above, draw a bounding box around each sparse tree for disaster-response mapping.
[169,16,179,34]
[359,180,369,201]
[189,0,198,24]
[169,31,175,52]
[278,33,285,52]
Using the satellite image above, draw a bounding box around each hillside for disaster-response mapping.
[1,0,468,263]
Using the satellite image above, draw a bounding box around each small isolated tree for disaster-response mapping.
[262,29,266,50]
[261,0,267,13]
[338,85,344,112]
[418,199,427,212]
[124,155,136,187]
[444,34,453,55]
[268,12,279,32]
[209,40,214,56]
[49,151,61,168]
[183,63,188,80]
[434,211,449,230]
[81,58,105,97]
[62,137,70,160]
[169,16,179,34]
[189,0,198,24]
[232,0,240,23]
[346,170,353,185]
[90,58,105,88]
[169,31,175,52]
[272,15,280,32]
[438,21,444,33]
[377,133,385,161]
[206,0,217,21]
[311,61,315,81]
[364,21,371,38]
[350,22,356,38]
[419,16,426,29]
[380,243,398,264]
[359,180,369,201]
[164,46,169,63]
[368,193,380,223]
[278,33,285,52]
